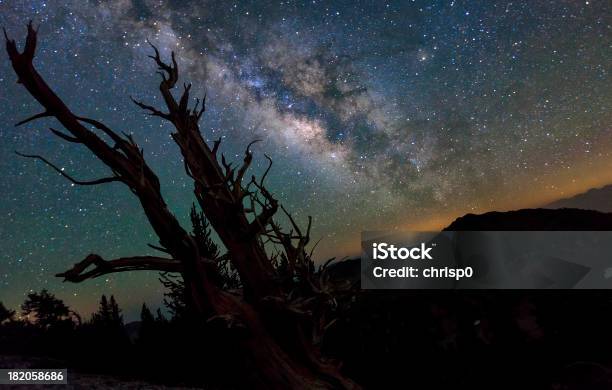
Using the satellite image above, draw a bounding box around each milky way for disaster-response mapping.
[0,0,609,319]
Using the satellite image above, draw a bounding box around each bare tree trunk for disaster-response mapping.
[5,23,358,389]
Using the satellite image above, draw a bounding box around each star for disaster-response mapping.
[0,0,608,320]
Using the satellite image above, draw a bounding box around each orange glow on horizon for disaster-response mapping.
[313,155,612,262]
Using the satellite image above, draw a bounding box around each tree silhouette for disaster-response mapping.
[84,294,130,367]
[137,303,157,346]
[140,303,155,325]
[91,295,123,328]
[160,204,241,321]
[5,23,356,388]
[109,295,123,326]
[0,302,15,323]
[190,204,240,289]
[91,295,111,325]
[21,289,70,328]
[159,272,188,321]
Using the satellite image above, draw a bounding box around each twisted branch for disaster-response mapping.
[56,254,181,282]
[15,151,121,186]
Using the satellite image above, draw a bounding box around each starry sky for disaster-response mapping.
[0,0,609,320]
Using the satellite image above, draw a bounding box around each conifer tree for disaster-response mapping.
[140,303,154,325]
[21,290,70,328]
[109,295,123,326]
[7,24,358,388]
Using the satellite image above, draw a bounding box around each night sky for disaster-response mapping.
[0,1,609,320]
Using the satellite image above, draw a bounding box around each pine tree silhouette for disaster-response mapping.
[21,289,70,328]
[91,295,111,326]
[140,303,154,324]
[160,204,241,322]
[109,295,123,326]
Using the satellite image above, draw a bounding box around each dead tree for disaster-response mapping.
[5,23,358,389]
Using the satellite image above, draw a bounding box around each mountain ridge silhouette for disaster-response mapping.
[328,207,612,281]
[444,207,612,231]
[543,184,612,212]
